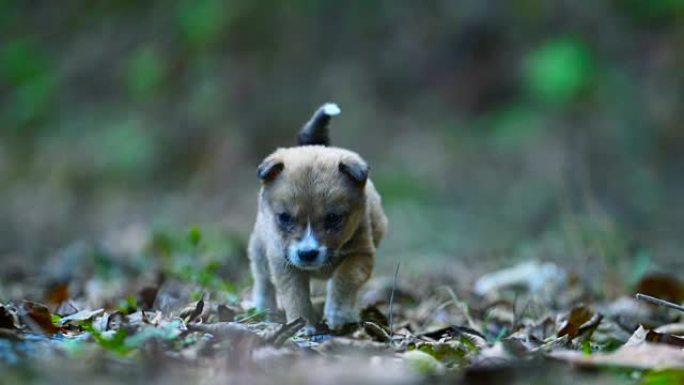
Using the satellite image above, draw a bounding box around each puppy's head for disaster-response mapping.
[257,146,368,270]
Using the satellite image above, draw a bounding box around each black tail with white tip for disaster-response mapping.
[297,103,341,146]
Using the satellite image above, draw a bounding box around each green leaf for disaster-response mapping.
[403,350,445,375]
[524,37,594,104]
[6,72,59,127]
[123,321,182,350]
[83,322,132,356]
[0,39,49,86]
[642,370,684,385]
[118,295,138,314]
[411,342,470,368]
[175,0,230,47]
[188,226,202,248]
[124,46,166,100]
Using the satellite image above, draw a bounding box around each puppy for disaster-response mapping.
[248,103,387,333]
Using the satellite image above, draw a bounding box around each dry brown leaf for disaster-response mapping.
[634,274,684,304]
[265,318,306,347]
[363,321,391,342]
[557,305,592,339]
[20,301,62,335]
[360,305,389,327]
[645,329,684,348]
[138,286,159,310]
[181,297,205,324]
[43,282,69,305]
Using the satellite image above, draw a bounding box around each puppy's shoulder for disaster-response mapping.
[364,180,388,245]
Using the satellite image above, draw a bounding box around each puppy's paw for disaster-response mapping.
[300,323,318,336]
[252,294,275,311]
[324,308,359,331]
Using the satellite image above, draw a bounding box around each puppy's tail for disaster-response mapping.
[297,102,341,146]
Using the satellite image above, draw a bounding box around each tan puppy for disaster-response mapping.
[248,103,387,333]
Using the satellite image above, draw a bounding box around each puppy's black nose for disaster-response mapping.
[298,249,319,262]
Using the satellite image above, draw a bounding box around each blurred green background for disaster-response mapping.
[1,0,682,284]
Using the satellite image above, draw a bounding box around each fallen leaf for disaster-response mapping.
[138,286,159,310]
[403,349,446,375]
[419,325,487,341]
[0,305,20,330]
[635,274,684,304]
[473,261,567,298]
[57,308,104,326]
[557,305,593,339]
[316,337,389,355]
[655,323,684,335]
[19,301,62,335]
[217,304,237,322]
[551,325,684,369]
[181,297,205,324]
[645,329,684,348]
[550,343,684,369]
[265,318,306,347]
[360,305,389,327]
[625,325,649,347]
[43,281,69,305]
[187,322,256,339]
[363,321,391,342]
[526,316,556,342]
[642,369,684,385]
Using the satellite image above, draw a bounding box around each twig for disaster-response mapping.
[636,293,684,313]
[268,318,306,347]
[388,262,400,344]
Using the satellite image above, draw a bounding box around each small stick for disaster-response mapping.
[388,262,401,344]
[636,293,684,313]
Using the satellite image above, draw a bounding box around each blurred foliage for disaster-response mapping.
[0,0,682,283]
[147,226,246,303]
[524,37,594,105]
[125,46,167,100]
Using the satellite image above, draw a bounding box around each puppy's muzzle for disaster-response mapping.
[288,224,329,269]
[297,248,319,263]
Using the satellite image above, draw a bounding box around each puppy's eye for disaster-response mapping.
[324,213,343,229]
[277,212,294,227]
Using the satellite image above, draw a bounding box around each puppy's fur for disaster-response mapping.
[248,103,387,332]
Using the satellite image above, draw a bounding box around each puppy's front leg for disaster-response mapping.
[249,236,277,312]
[325,254,373,330]
[273,267,316,331]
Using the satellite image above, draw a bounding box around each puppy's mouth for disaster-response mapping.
[286,244,331,270]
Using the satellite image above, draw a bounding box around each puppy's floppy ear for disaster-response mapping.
[339,160,368,187]
[257,158,284,183]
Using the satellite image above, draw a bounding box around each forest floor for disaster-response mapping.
[1,227,683,385]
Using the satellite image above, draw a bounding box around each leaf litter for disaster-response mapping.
[1,231,684,384]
